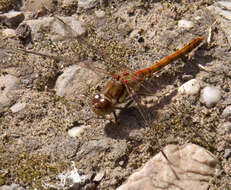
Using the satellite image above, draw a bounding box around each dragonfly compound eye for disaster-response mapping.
[91,94,114,115]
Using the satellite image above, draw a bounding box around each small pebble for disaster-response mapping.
[10,102,26,113]
[0,11,24,28]
[68,126,89,138]
[0,184,25,190]
[95,10,105,18]
[0,74,21,113]
[221,105,231,119]
[224,148,231,159]
[201,86,221,107]
[194,16,202,20]
[217,1,231,10]
[55,64,102,97]
[178,19,194,29]
[217,1,231,20]
[78,0,98,9]
[22,79,30,85]
[1,28,16,38]
[11,134,20,138]
[178,79,200,95]
[222,122,231,133]
[182,74,193,81]
[119,161,124,166]
[93,171,104,182]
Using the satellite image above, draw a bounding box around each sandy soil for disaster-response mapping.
[0,0,230,189]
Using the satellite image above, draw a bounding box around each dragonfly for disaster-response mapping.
[90,36,205,119]
[0,15,205,122]
[2,36,205,121]
[2,35,205,121]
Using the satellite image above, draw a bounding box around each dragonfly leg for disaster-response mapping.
[112,111,118,124]
[124,93,145,108]
[124,98,134,108]
[159,149,180,180]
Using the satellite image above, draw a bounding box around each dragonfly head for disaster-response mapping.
[91,94,114,115]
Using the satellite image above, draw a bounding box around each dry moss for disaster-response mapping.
[68,26,136,74]
[0,151,70,189]
[146,100,218,154]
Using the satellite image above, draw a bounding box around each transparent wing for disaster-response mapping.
[1,47,108,75]
[52,16,136,75]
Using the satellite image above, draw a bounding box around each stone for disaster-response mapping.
[93,171,104,182]
[22,0,56,13]
[224,148,231,159]
[221,105,231,119]
[10,102,26,113]
[0,75,21,113]
[178,19,194,29]
[119,161,124,166]
[0,11,24,28]
[217,1,231,11]
[1,28,16,38]
[117,144,218,190]
[208,2,231,46]
[200,86,221,107]
[22,16,86,41]
[216,8,231,20]
[95,10,106,18]
[68,126,90,138]
[222,122,231,133]
[52,17,86,39]
[178,79,200,95]
[182,74,193,81]
[0,184,25,190]
[215,1,231,20]
[78,0,98,9]
[55,64,103,98]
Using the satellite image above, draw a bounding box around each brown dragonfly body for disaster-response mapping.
[91,36,204,116]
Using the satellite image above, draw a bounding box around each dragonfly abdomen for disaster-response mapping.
[133,36,205,80]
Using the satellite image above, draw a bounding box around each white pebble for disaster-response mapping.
[221,105,231,119]
[224,148,231,159]
[178,19,194,29]
[201,86,221,107]
[10,102,26,113]
[222,122,231,133]
[68,126,89,137]
[93,171,105,182]
[95,10,105,18]
[194,16,202,20]
[178,79,200,95]
[217,9,231,20]
[2,28,16,38]
[217,1,231,13]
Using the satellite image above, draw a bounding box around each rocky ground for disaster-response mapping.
[0,0,230,190]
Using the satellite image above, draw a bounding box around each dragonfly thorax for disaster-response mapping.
[91,79,128,116]
[91,94,114,115]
